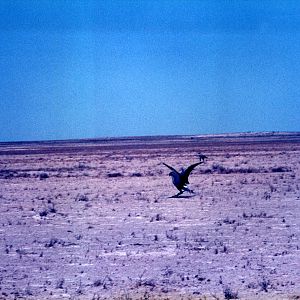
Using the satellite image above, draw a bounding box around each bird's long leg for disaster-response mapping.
[183,187,194,194]
[176,190,184,197]
[169,190,183,198]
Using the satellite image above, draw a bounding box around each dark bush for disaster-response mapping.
[271,167,290,173]
[259,277,271,292]
[224,286,239,299]
[0,170,15,179]
[39,210,48,217]
[39,172,49,180]
[45,238,58,248]
[107,172,123,178]
[75,194,89,202]
[131,172,142,177]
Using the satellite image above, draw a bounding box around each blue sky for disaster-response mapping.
[1,0,300,142]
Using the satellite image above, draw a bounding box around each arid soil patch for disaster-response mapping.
[0,133,299,299]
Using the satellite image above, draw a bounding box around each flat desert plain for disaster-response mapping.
[0,132,299,300]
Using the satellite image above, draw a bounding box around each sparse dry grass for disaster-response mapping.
[0,134,299,299]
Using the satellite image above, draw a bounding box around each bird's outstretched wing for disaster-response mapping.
[162,162,179,174]
[182,162,203,182]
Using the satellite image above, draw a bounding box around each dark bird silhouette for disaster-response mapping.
[198,153,208,162]
[163,162,203,197]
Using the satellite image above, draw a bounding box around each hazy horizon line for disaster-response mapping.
[1,130,299,145]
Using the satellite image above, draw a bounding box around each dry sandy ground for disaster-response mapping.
[0,133,299,300]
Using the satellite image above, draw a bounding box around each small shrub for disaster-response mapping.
[165,230,179,241]
[263,192,271,200]
[131,172,142,177]
[16,248,26,258]
[271,167,290,173]
[93,279,103,287]
[141,279,156,289]
[107,172,123,178]
[75,194,89,202]
[78,163,88,170]
[155,214,162,221]
[224,286,239,299]
[25,284,33,296]
[17,172,31,178]
[56,278,64,289]
[48,205,56,213]
[212,164,227,174]
[223,217,236,224]
[269,184,276,192]
[39,172,49,180]
[95,275,112,289]
[259,277,271,292]
[39,203,56,217]
[151,214,163,222]
[222,245,229,254]
[39,209,48,217]
[0,170,15,179]
[45,238,58,248]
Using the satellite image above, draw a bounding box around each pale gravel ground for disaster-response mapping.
[0,134,299,299]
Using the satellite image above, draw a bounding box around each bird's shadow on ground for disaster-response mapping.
[168,194,196,199]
